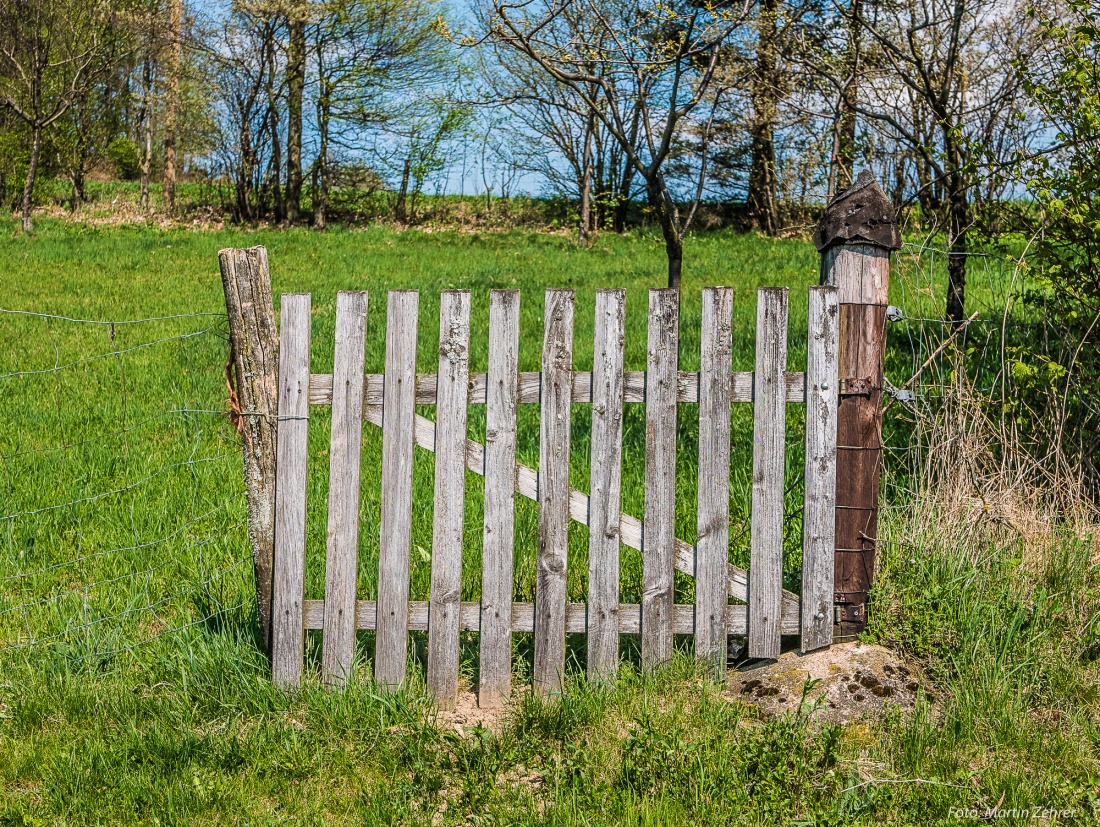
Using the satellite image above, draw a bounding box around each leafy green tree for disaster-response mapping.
[1022,1,1100,303]
[0,0,110,230]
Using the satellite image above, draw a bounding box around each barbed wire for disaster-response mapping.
[0,303,250,665]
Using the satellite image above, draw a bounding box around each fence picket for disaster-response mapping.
[271,293,311,688]
[427,291,471,709]
[262,282,841,693]
[321,291,369,687]
[534,289,574,694]
[749,288,789,659]
[642,289,679,668]
[375,291,419,689]
[479,290,520,707]
[587,289,626,680]
[695,287,733,677]
[801,286,839,651]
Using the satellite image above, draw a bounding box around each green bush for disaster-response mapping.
[107,137,141,181]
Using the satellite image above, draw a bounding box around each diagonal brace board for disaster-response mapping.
[359,403,801,615]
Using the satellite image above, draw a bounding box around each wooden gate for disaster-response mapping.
[270,286,840,708]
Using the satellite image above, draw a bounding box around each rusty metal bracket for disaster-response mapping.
[839,376,876,396]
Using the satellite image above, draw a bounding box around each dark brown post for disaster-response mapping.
[219,246,280,652]
[812,171,901,638]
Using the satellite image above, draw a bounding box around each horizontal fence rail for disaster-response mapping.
[271,286,840,707]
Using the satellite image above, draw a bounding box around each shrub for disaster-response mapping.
[107,137,142,181]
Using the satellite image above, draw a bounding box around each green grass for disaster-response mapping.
[0,216,1096,824]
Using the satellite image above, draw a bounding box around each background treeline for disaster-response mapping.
[0,1,1097,314]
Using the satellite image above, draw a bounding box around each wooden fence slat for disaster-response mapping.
[479,290,520,708]
[374,290,419,689]
[309,370,809,406]
[304,599,789,636]
[801,286,839,651]
[587,289,626,680]
[360,404,800,614]
[695,287,733,677]
[321,291,369,687]
[271,293,311,688]
[427,291,471,709]
[748,288,789,659]
[534,289,574,694]
[642,289,679,668]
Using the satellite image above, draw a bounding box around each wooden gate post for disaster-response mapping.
[219,246,279,653]
[812,171,901,638]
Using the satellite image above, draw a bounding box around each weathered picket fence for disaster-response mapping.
[266,284,840,709]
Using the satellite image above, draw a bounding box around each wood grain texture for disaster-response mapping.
[303,600,795,635]
[642,289,679,668]
[374,291,419,690]
[478,290,520,708]
[271,293,311,688]
[821,244,890,304]
[748,288,789,660]
[309,370,809,406]
[358,405,800,612]
[695,288,733,677]
[534,289,574,694]
[321,291,368,687]
[587,289,625,680]
[218,246,280,652]
[427,291,471,710]
[801,286,839,651]
[822,244,889,636]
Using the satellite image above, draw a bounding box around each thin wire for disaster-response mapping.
[0,501,241,582]
[0,523,245,618]
[0,553,251,653]
[4,409,230,460]
[0,453,235,522]
[0,308,224,325]
[0,327,216,380]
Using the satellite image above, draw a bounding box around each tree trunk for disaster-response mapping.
[21,122,41,232]
[70,169,85,211]
[945,135,968,323]
[140,54,153,213]
[313,97,329,231]
[265,36,284,224]
[833,0,862,194]
[613,157,634,233]
[395,157,411,224]
[747,0,779,235]
[578,111,594,247]
[647,177,682,291]
[285,11,306,224]
[164,0,182,215]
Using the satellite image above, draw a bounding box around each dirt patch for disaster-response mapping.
[436,691,509,734]
[725,642,923,724]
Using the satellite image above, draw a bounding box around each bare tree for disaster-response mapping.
[284,0,308,223]
[313,0,456,227]
[824,0,1036,321]
[163,0,181,213]
[0,0,106,231]
[478,0,748,289]
[746,0,779,234]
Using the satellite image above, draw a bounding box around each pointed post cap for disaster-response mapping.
[812,170,902,252]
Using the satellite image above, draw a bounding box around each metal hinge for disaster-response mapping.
[839,376,875,397]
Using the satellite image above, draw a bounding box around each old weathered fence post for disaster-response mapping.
[812,171,901,639]
[219,246,280,653]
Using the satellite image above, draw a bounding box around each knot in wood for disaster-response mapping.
[812,170,902,252]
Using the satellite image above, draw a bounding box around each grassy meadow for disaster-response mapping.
[0,213,1097,824]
